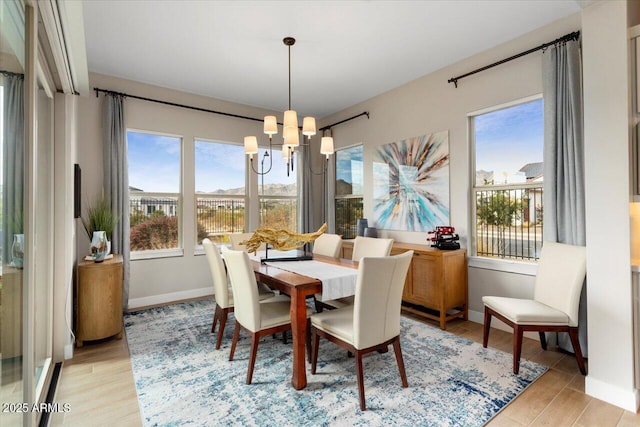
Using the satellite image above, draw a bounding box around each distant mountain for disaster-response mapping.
[199,183,297,197]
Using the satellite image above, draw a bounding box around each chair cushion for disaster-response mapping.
[259,300,312,330]
[257,282,276,300]
[310,306,354,345]
[483,296,569,326]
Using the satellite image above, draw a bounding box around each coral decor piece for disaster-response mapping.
[241,223,327,254]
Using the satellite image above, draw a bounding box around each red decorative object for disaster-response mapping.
[428,226,460,250]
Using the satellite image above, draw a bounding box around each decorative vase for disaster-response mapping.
[364,227,378,238]
[91,231,108,262]
[11,234,24,268]
[356,218,368,237]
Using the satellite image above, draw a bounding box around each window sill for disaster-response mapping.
[468,256,537,276]
[131,248,184,261]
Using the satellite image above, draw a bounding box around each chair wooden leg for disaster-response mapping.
[513,325,524,375]
[229,322,240,361]
[539,331,548,350]
[483,307,492,348]
[215,308,228,350]
[311,328,320,375]
[246,333,260,384]
[355,351,366,411]
[282,330,288,344]
[568,327,587,375]
[211,304,220,333]
[392,337,408,388]
[306,319,312,363]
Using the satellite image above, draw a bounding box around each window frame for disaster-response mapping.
[468,94,543,275]
[127,128,184,260]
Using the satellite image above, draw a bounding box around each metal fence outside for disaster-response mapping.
[475,184,543,260]
[335,196,363,239]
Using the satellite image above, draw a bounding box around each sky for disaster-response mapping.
[128,131,295,193]
[474,98,543,181]
[128,99,541,194]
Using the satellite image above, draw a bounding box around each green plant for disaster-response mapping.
[82,194,118,240]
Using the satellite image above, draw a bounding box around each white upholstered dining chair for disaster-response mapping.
[202,238,276,350]
[223,248,312,384]
[482,241,587,375]
[312,233,343,258]
[315,236,394,312]
[310,251,413,410]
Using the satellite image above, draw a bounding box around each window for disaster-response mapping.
[128,131,182,252]
[258,147,297,231]
[334,145,363,239]
[471,97,543,261]
[195,139,246,245]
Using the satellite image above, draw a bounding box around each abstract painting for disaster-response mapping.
[373,131,450,231]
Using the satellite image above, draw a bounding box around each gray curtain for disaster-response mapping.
[103,94,130,309]
[299,143,314,234]
[2,73,24,264]
[542,38,587,355]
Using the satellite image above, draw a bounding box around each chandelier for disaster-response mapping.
[244,37,334,176]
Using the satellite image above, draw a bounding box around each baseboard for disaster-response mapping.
[128,287,213,310]
[64,344,74,360]
[585,376,640,412]
[468,309,540,341]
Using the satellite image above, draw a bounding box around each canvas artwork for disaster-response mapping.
[373,130,450,231]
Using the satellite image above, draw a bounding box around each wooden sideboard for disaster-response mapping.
[76,254,124,347]
[341,241,467,330]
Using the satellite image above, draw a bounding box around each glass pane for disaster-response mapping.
[1,0,25,424]
[127,131,181,251]
[474,99,543,186]
[335,145,363,196]
[258,147,297,231]
[195,140,246,244]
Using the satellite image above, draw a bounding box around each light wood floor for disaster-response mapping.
[50,308,640,426]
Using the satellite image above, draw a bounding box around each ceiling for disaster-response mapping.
[82,1,585,119]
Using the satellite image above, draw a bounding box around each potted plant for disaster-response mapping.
[82,194,118,256]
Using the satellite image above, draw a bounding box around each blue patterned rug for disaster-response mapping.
[124,299,547,426]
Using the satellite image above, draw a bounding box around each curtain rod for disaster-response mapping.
[448,30,580,88]
[319,111,370,131]
[94,87,368,131]
[1,70,24,78]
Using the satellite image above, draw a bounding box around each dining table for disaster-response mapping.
[248,252,358,390]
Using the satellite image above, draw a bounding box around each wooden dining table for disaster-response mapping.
[250,254,358,390]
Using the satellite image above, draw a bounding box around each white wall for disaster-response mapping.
[582,0,638,412]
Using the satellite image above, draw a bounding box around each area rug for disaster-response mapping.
[124,299,547,426]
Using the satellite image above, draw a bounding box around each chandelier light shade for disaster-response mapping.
[302,117,316,137]
[263,115,278,135]
[244,136,259,158]
[320,136,334,159]
[243,36,334,176]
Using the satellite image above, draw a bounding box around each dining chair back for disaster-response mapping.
[351,236,394,261]
[312,233,343,258]
[203,238,231,309]
[482,241,587,375]
[310,251,413,410]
